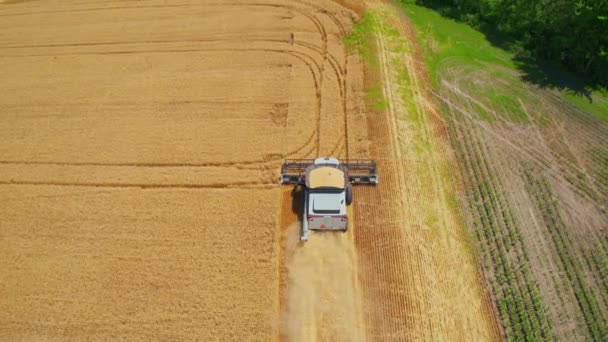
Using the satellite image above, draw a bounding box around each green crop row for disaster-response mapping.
[588,146,608,201]
[464,119,552,341]
[591,242,608,295]
[445,108,552,341]
[523,169,608,340]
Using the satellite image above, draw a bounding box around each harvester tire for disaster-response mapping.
[345,183,353,205]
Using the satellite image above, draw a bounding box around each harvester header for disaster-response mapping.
[280,158,379,186]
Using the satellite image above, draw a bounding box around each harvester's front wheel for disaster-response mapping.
[345,183,353,205]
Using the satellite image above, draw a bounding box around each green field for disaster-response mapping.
[400,3,608,122]
[396,2,608,341]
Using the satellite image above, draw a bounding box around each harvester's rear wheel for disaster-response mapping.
[345,183,353,205]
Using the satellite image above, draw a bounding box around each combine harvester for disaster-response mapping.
[280,157,378,241]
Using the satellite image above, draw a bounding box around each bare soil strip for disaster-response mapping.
[349,2,502,340]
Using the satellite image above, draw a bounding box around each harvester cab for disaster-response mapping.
[279,157,378,241]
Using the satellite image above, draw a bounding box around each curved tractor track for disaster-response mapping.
[0,0,360,340]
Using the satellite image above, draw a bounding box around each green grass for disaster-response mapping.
[344,13,378,62]
[397,3,608,122]
[564,88,608,121]
[345,12,387,112]
[366,85,388,110]
[399,5,514,83]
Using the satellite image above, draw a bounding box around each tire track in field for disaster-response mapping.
[442,76,607,202]
[1,3,349,164]
[0,3,200,17]
[1,0,353,159]
[0,179,275,189]
[436,89,608,212]
[441,61,608,338]
[1,3,352,173]
[294,1,351,158]
[241,1,351,158]
[441,63,608,206]
[0,4,346,191]
[0,1,356,341]
[307,4,351,158]
[6,1,355,337]
[276,2,364,341]
[0,48,321,167]
[2,1,349,179]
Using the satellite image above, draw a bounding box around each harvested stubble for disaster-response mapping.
[0,0,361,340]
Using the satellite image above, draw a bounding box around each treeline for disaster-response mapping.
[400,0,608,88]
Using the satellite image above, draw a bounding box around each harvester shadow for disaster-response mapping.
[288,186,307,246]
[290,185,303,217]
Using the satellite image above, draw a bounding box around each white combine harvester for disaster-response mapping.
[280,157,379,241]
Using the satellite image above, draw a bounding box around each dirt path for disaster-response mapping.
[350,1,502,339]
[281,223,367,341]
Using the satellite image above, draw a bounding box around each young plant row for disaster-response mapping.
[445,108,552,341]
[581,241,608,318]
[463,118,552,341]
[588,146,608,201]
[591,240,608,297]
[523,169,608,340]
